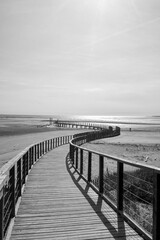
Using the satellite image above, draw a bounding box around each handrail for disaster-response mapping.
[68,123,160,240]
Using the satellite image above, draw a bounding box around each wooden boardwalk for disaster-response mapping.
[10,144,144,240]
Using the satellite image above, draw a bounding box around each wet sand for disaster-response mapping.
[0,125,84,168]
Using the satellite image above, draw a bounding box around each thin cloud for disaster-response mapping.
[84,88,104,93]
[71,16,160,53]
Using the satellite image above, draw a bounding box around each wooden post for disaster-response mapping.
[76,148,78,169]
[0,192,4,240]
[43,142,44,155]
[37,144,39,158]
[0,176,5,240]
[72,146,75,165]
[69,144,72,160]
[117,162,123,211]
[99,155,104,194]
[39,143,41,157]
[28,149,31,170]
[34,145,36,162]
[26,153,29,176]
[45,141,47,153]
[10,166,15,218]
[18,159,22,198]
[80,149,83,175]
[88,152,92,182]
[153,172,160,240]
[41,142,43,155]
[31,147,33,165]
[50,139,52,150]
[22,156,25,184]
[47,140,49,151]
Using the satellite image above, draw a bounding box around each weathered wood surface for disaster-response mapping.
[10,145,144,240]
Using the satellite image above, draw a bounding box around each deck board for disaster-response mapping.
[10,145,144,240]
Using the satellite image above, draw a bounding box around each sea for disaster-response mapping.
[0,114,160,131]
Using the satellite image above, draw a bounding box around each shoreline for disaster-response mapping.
[0,125,62,137]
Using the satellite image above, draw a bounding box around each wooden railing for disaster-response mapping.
[0,135,73,240]
[55,120,107,130]
[1,121,159,240]
[69,126,160,240]
[0,123,118,240]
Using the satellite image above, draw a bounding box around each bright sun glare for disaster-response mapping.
[85,0,107,14]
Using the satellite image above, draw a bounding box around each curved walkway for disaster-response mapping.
[10,144,144,240]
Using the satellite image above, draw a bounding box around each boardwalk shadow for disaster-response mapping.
[66,154,127,240]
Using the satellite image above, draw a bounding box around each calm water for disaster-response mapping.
[0,114,160,130]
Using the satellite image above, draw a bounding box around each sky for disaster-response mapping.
[0,0,160,116]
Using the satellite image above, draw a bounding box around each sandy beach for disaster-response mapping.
[84,129,160,168]
[0,124,85,168]
[0,117,160,170]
